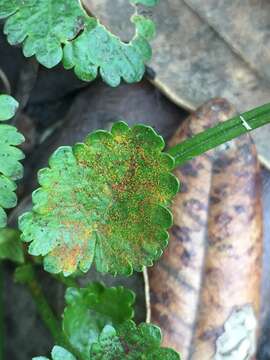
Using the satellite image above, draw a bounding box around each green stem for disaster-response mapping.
[0,264,4,360]
[52,274,78,288]
[24,266,83,360]
[27,277,67,347]
[168,102,270,167]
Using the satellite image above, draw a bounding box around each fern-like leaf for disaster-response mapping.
[19,121,179,276]
[0,95,24,227]
[1,0,156,85]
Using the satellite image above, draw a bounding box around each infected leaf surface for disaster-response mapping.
[19,122,179,276]
[0,228,24,263]
[63,282,135,359]
[90,320,180,359]
[0,95,24,227]
[1,0,156,85]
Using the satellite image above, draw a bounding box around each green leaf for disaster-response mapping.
[63,15,155,86]
[33,345,76,360]
[1,0,156,85]
[63,282,135,359]
[130,0,159,6]
[19,122,179,276]
[90,320,180,359]
[1,0,84,68]
[0,228,24,263]
[0,95,24,228]
[0,95,18,121]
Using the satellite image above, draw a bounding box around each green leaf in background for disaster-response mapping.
[63,282,135,359]
[63,15,155,86]
[19,122,179,276]
[1,0,156,85]
[130,0,159,6]
[0,0,84,68]
[0,228,24,263]
[0,95,18,121]
[0,95,24,227]
[14,264,35,284]
[90,320,180,359]
[33,345,76,360]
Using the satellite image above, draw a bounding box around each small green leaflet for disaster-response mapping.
[1,0,156,85]
[63,283,135,359]
[0,95,24,228]
[0,95,18,121]
[90,321,180,359]
[19,122,179,276]
[0,228,24,263]
[33,346,76,360]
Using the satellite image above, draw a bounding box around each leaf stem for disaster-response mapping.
[23,266,83,360]
[27,276,68,347]
[168,102,270,167]
[52,274,78,288]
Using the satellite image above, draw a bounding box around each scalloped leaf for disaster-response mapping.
[90,320,181,359]
[19,121,179,276]
[33,346,76,360]
[0,227,24,263]
[1,0,156,85]
[0,95,24,227]
[63,15,155,86]
[63,282,135,359]
[0,0,86,68]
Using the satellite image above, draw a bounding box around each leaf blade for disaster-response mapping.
[1,0,156,84]
[19,122,179,276]
[90,320,181,359]
[63,282,135,359]
[0,95,24,228]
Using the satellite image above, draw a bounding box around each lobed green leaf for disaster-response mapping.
[1,0,156,85]
[33,283,180,360]
[0,95,24,227]
[63,282,135,359]
[90,320,180,359]
[19,122,179,276]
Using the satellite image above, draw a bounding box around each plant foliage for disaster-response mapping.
[0,95,24,228]
[0,0,156,86]
[0,227,24,263]
[33,346,76,360]
[34,282,180,360]
[19,122,179,276]
[63,283,135,358]
[90,321,180,359]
